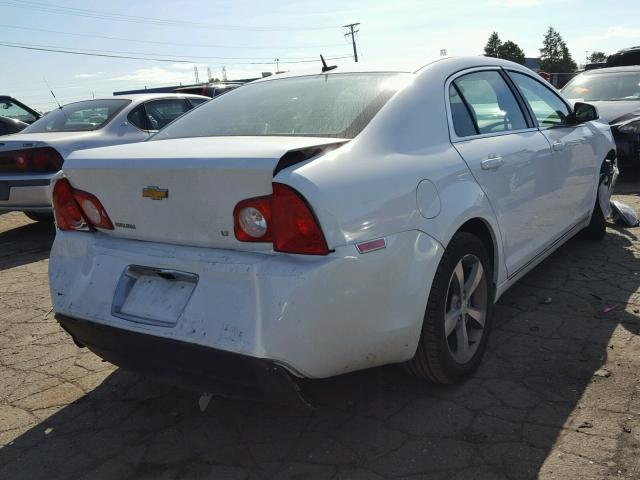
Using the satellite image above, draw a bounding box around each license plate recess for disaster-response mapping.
[112,265,198,327]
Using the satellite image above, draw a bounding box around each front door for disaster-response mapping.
[507,71,597,228]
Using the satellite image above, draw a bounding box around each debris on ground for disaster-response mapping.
[590,293,604,301]
[529,325,540,332]
[623,426,632,433]
[611,200,640,227]
[602,304,620,314]
[593,368,612,378]
[540,297,552,304]
[578,421,594,429]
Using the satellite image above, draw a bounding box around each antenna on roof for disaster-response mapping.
[43,76,62,110]
[320,55,337,73]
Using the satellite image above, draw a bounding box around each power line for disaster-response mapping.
[0,40,350,62]
[0,42,353,65]
[0,23,348,50]
[343,23,360,62]
[0,0,341,32]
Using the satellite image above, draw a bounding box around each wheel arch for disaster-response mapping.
[453,217,500,286]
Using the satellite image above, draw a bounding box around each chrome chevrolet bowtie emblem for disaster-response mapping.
[142,186,168,201]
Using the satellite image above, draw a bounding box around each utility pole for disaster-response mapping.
[343,22,360,62]
[194,66,200,84]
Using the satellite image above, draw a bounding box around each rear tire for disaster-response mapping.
[24,211,54,223]
[405,232,494,384]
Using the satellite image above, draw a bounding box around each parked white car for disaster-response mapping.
[49,57,617,404]
[0,93,208,221]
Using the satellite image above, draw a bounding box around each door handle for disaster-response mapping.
[552,141,565,151]
[481,155,504,170]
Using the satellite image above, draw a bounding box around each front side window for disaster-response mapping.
[509,72,570,128]
[152,73,411,141]
[23,99,130,133]
[453,71,528,135]
[0,100,37,123]
[144,99,190,130]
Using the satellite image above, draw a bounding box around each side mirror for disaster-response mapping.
[572,102,599,123]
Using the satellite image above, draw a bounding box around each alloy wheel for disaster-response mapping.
[444,254,488,364]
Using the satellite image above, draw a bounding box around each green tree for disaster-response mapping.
[498,40,526,64]
[589,51,607,63]
[484,32,502,58]
[539,26,577,73]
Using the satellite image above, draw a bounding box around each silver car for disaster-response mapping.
[0,93,208,221]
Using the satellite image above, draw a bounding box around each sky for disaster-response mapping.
[1,0,639,112]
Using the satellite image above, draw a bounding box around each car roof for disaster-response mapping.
[580,65,640,75]
[56,93,210,108]
[249,56,535,83]
[109,93,210,101]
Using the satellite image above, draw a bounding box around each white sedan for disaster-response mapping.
[48,57,616,404]
[0,93,208,221]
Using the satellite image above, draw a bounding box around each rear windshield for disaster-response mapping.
[152,73,410,140]
[562,71,640,101]
[23,99,131,133]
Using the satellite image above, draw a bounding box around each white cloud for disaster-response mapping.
[606,26,640,39]
[74,72,106,79]
[486,0,540,7]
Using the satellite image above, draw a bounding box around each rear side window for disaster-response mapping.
[128,105,148,130]
[144,99,190,130]
[509,72,570,128]
[453,71,528,135]
[449,85,477,137]
[188,98,209,107]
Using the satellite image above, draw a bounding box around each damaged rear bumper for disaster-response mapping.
[56,313,309,407]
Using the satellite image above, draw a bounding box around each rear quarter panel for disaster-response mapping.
[275,65,507,287]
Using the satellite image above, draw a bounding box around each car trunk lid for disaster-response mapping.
[62,136,345,249]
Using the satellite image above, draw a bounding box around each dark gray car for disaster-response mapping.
[562,66,640,171]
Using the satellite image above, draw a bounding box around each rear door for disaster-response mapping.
[447,68,557,276]
[507,71,598,226]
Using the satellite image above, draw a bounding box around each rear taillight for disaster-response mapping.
[0,147,63,173]
[271,183,329,255]
[233,183,329,255]
[233,195,272,242]
[52,179,114,231]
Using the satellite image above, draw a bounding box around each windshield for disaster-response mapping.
[152,73,411,141]
[23,99,131,133]
[562,71,640,101]
[0,100,37,123]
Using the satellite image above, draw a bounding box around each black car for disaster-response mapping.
[0,96,41,136]
[0,116,28,135]
[173,82,243,98]
[562,66,640,171]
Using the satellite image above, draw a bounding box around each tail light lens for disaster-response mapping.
[233,183,329,255]
[271,183,329,255]
[0,147,63,173]
[233,196,272,242]
[52,179,114,231]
